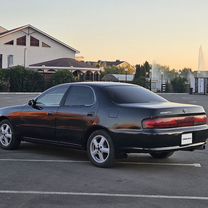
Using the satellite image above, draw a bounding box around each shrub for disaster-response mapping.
[0,67,74,92]
[50,70,74,86]
[0,69,9,91]
[7,66,44,92]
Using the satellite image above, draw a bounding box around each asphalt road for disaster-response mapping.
[0,93,207,208]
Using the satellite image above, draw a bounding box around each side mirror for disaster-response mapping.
[28,99,36,107]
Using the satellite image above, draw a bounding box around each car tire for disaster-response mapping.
[87,130,115,168]
[0,120,21,150]
[150,151,174,159]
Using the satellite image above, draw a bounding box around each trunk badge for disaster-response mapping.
[160,111,172,115]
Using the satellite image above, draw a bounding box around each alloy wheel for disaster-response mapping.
[0,123,12,147]
[90,135,110,164]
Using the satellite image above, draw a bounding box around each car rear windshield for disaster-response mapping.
[104,85,167,104]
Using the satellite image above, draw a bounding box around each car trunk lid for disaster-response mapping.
[119,101,206,117]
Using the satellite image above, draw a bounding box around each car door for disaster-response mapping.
[21,85,69,141]
[56,85,97,145]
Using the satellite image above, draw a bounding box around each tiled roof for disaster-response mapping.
[30,58,97,68]
[86,60,125,67]
[101,60,124,67]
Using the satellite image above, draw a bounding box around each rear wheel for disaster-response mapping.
[150,151,174,159]
[87,130,115,168]
[0,120,21,150]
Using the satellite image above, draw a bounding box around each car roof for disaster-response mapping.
[57,81,134,88]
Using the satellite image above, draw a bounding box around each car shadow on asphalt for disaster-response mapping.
[0,142,201,171]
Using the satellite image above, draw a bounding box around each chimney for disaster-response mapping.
[0,26,7,33]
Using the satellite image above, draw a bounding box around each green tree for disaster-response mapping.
[133,64,145,86]
[5,66,44,92]
[165,81,173,92]
[23,70,45,92]
[102,66,125,75]
[133,61,151,88]
[179,68,192,79]
[0,69,9,91]
[51,70,74,86]
[8,66,26,92]
[171,77,187,93]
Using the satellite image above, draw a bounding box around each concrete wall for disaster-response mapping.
[0,27,76,68]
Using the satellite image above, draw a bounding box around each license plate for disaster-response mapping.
[181,133,193,145]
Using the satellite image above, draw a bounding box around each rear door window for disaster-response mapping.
[64,86,95,106]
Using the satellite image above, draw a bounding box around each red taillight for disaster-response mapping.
[194,115,208,125]
[142,115,207,129]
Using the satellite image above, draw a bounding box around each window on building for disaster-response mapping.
[7,55,14,68]
[0,54,2,68]
[30,36,39,47]
[17,36,26,46]
[42,42,51,48]
[4,40,14,45]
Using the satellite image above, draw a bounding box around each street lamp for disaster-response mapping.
[161,71,164,92]
[124,68,128,82]
[149,69,152,91]
[24,48,27,68]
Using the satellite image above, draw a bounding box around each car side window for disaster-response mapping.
[36,85,68,106]
[64,86,95,106]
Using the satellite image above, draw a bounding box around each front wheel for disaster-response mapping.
[0,120,21,150]
[87,130,115,168]
[150,151,174,159]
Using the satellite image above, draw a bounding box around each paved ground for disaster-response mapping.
[0,93,207,208]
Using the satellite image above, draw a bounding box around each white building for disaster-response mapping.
[0,24,79,68]
[151,64,171,92]
[194,71,208,94]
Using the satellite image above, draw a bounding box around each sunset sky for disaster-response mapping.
[1,0,208,70]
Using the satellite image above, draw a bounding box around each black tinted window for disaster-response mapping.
[36,85,68,106]
[105,85,167,104]
[65,86,95,106]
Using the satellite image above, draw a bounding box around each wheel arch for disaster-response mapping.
[82,125,112,150]
[0,116,10,123]
[0,116,19,135]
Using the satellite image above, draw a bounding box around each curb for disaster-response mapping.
[0,93,41,95]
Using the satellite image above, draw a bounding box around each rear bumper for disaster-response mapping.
[123,141,206,153]
[110,125,208,153]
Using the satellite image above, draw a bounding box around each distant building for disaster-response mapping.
[87,60,135,74]
[194,71,208,94]
[102,74,134,82]
[30,58,101,81]
[151,64,171,92]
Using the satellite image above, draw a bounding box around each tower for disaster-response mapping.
[198,46,206,71]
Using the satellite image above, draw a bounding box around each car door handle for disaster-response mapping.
[87,112,95,117]
[48,112,54,116]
